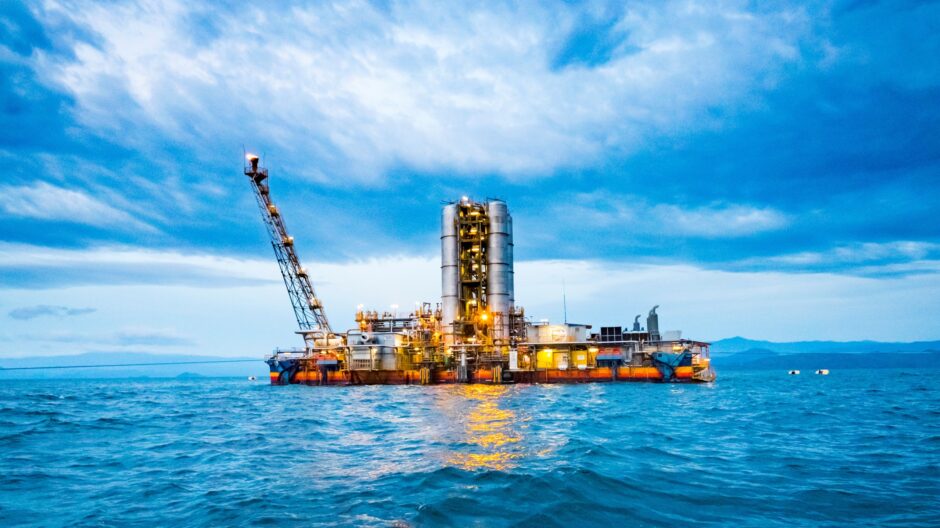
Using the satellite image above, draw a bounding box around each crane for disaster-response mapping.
[244,154,333,349]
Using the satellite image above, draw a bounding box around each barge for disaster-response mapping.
[245,155,715,385]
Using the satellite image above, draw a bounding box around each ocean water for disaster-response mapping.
[1,370,937,527]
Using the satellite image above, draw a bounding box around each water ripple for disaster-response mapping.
[0,370,938,527]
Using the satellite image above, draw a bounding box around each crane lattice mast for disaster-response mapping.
[244,155,333,344]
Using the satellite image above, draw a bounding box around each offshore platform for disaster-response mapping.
[245,155,715,385]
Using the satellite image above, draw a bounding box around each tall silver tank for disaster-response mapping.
[441,204,459,344]
[486,200,514,342]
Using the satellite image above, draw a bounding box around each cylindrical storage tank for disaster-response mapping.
[486,200,513,342]
[441,204,460,344]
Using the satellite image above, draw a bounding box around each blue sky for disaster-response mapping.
[1,0,939,357]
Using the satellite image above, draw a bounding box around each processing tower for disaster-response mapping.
[441,198,520,346]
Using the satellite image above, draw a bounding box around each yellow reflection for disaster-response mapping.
[474,431,517,448]
[449,452,520,471]
[446,384,523,471]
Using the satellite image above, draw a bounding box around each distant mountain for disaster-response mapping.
[0,352,269,379]
[3,343,940,379]
[717,350,940,370]
[710,337,940,355]
[711,337,940,370]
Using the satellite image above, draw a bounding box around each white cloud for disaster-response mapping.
[14,327,194,348]
[1,244,940,359]
[8,304,95,320]
[741,241,940,271]
[0,242,273,286]
[35,0,811,182]
[0,181,154,231]
[515,259,940,342]
[560,192,789,237]
[654,203,788,237]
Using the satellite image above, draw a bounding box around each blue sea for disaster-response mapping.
[1,370,938,527]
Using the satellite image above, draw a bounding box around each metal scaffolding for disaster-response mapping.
[244,155,332,347]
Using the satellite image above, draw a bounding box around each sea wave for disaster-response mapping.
[0,370,938,527]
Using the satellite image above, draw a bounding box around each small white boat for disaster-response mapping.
[788,370,800,375]
[248,376,257,381]
[815,369,829,375]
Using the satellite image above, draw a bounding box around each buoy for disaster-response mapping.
[788,370,800,375]
[815,369,829,375]
[248,376,257,381]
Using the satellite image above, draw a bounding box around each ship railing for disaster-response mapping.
[269,348,309,361]
[476,352,507,363]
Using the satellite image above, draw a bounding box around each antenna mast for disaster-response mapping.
[563,278,568,325]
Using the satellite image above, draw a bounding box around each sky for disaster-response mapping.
[1,0,939,358]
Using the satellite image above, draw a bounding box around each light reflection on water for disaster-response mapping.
[443,385,524,471]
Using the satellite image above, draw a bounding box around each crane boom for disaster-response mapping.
[244,155,333,338]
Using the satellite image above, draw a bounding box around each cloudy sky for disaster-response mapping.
[1,0,939,358]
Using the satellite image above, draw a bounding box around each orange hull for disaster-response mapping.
[271,365,697,385]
